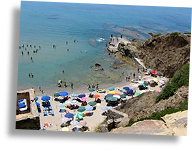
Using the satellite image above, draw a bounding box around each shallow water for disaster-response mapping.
[17,2,191,92]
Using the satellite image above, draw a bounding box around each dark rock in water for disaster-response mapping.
[95,63,101,67]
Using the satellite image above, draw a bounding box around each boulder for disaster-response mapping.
[111,120,174,135]
[161,110,188,136]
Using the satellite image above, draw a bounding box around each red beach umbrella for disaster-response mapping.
[93,95,100,98]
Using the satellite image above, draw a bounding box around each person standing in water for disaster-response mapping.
[71,83,73,89]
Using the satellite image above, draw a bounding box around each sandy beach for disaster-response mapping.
[35,70,169,132]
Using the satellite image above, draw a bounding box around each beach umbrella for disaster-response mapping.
[59,103,65,107]
[89,88,95,92]
[153,78,158,83]
[88,101,97,106]
[78,106,85,112]
[62,127,69,131]
[123,87,129,90]
[139,83,145,87]
[82,97,86,101]
[106,97,118,102]
[65,113,74,118]
[120,94,126,98]
[71,93,78,97]
[71,100,77,105]
[70,120,79,126]
[41,95,50,101]
[109,87,115,91]
[74,112,84,120]
[93,95,100,98]
[105,94,113,98]
[135,93,141,96]
[148,69,152,71]
[54,92,60,97]
[126,89,133,94]
[65,100,71,106]
[78,94,86,98]
[151,71,156,73]
[59,92,68,96]
[34,97,38,102]
[61,117,71,122]
[108,91,116,94]
[85,106,93,111]
[113,95,120,99]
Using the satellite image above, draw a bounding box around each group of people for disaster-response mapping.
[87,84,99,89]
[28,73,34,78]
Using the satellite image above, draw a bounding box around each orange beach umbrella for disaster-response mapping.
[93,95,100,98]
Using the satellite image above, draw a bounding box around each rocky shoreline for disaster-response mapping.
[101,33,190,135]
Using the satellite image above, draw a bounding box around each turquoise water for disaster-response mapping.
[18,1,191,91]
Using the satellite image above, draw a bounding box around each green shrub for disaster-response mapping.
[184,32,191,34]
[156,63,189,103]
[154,33,162,37]
[170,32,181,35]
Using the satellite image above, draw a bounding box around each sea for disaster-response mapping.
[18,1,191,93]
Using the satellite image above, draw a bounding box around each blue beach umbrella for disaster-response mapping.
[64,113,74,118]
[85,106,93,111]
[42,96,50,101]
[71,93,78,97]
[109,87,115,91]
[59,92,68,96]
[123,87,129,90]
[105,94,114,98]
[78,94,86,98]
[126,89,133,94]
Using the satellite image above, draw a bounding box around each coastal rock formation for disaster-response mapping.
[119,34,191,78]
[111,110,188,136]
[111,120,174,135]
[115,85,188,124]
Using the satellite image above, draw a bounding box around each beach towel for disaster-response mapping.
[19,103,26,108]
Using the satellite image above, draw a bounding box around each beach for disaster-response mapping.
[36,69,168,132]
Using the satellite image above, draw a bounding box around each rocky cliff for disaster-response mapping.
[118,34,191,78]
[111,110,188,136]
[115,85,188,124]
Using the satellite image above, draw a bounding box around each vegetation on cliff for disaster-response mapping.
[126,99,188,127]
[156,63,189,103]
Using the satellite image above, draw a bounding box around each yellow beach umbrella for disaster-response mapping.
[108,91,116,94]
[153,78,158,83]
[62,127,69,131]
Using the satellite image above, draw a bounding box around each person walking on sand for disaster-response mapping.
[96,83,99,89]
[128,76,130,82]
[71,83,73,89]
[126,75,128,82]
[88,84,91,89]
[133,72,135,79]
[64,82,67,88]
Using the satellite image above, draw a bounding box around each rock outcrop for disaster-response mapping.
[111,110,188,136]
[119,34,191,78]
[115,86,188,123]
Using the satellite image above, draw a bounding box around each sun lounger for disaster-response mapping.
[48,106,52,110]
[44,107,48,111]
[43,112,47,116]
[49,111,55,116]
[59,109,66,113]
